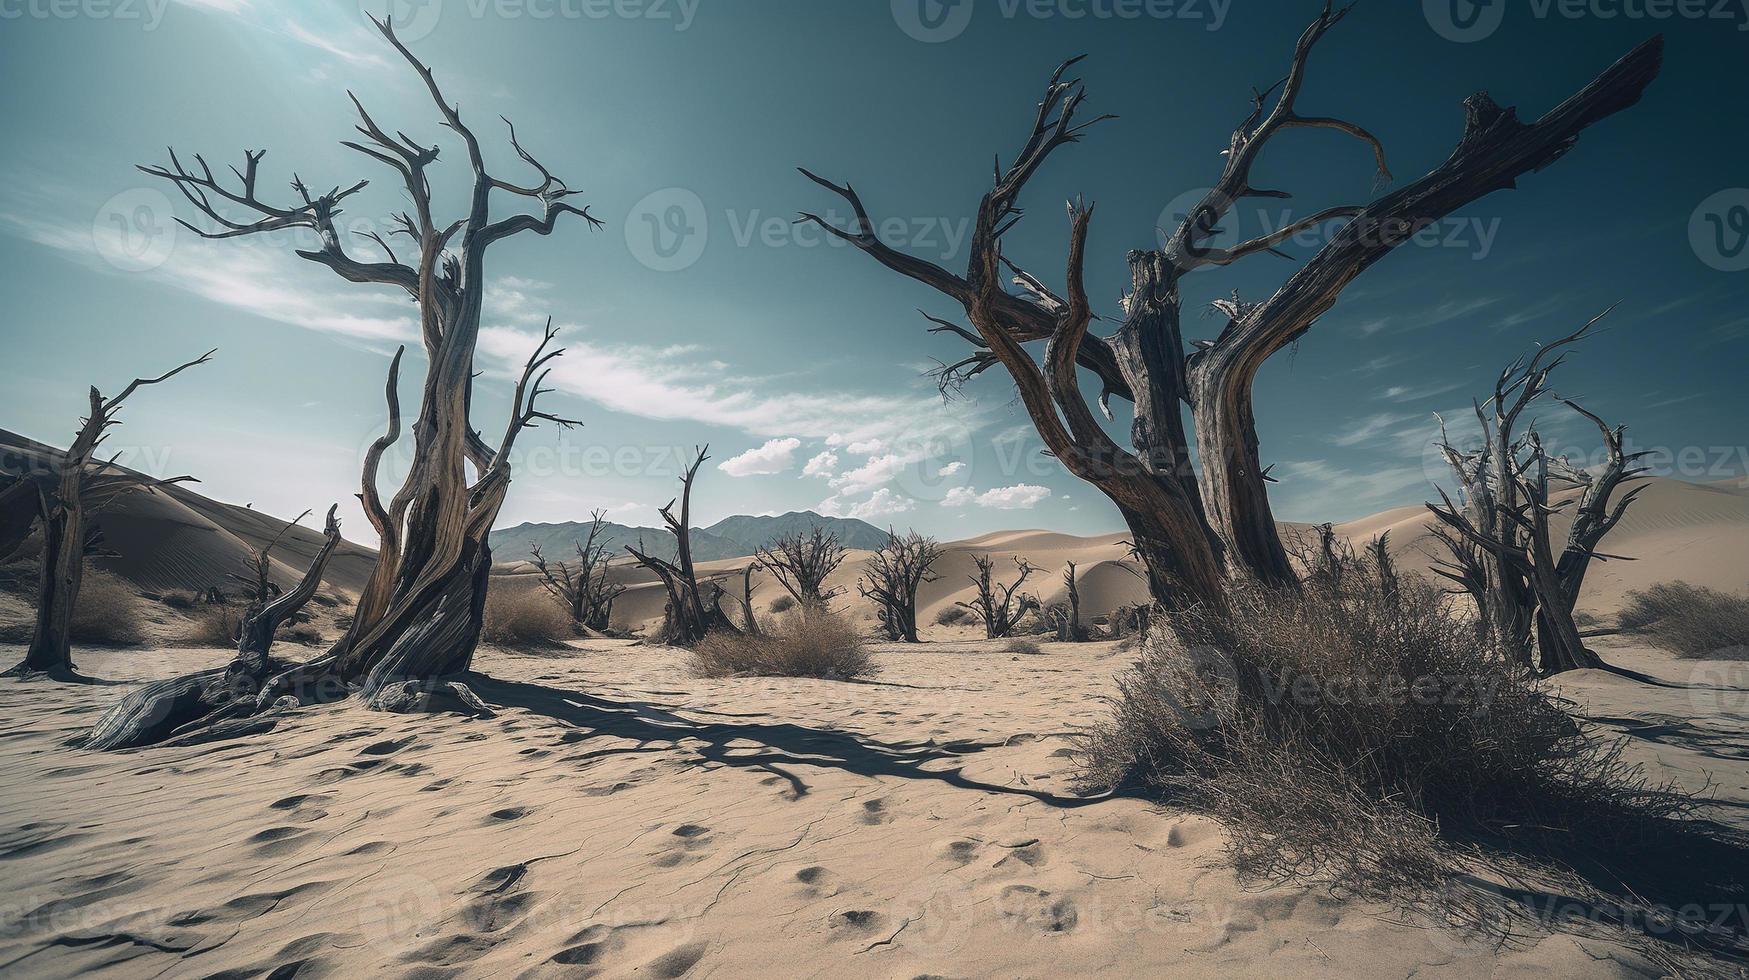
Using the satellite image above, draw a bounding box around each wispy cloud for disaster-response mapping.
[942,484,1051,510]
[718,437,801,477]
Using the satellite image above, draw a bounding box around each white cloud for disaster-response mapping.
[942,484,1051,510]
[846,438,884,455]
[718,437,802,477]
[1331,412,1414,448]
[802,451,839,478]
[825,488,915,521]
[938,460,965,476]
[831,453,906,496]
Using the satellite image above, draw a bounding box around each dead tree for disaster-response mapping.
[1051,560,1091,642]
[5,352,211,680]
[103,14,596,736]
[756,525,848,611]
[626,447,739,647]
[90,17,601,742]
[800,3,1661,612]
[229,509,309,604]
[739,564,761,636]
[1367,532,1399,602]
[1427,316,1649,675]
[957,556,1041,639]
[858,529,945,642]
[530,510,625,634]
[84,506,344,751]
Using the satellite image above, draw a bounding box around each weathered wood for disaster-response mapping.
[531,510,625,633]
[756,525,847,610]
[1427,316,1647,676]
[857,529,944,643]
[7,353,211,680]
[801,3,1661,612]
[130,14,596,721]
[83,504,344,750]
[626,448,739,647]
[956,556,1040,639]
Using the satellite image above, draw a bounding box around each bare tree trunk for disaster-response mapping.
[85,505,344,750]
[627,448,739,647]
[1429,316,1648,676]
[117,15,599,730]
[801,5,1661,614]
[8,357,210,680]
[957,556,1040,639]
[858,529,944,643]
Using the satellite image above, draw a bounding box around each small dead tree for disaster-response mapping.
[1051,560,1091,642]
[230,509,309,605]
[957,556,1041,639]
[98,15,598,741]
[858,529,945,642]
[84,506,343,750]
[1368,532,1399,602]
[739,564,760,636]
[800,4,1661,612]
[6,352,211,680]
[1427,316,1649,675]
[530,510,625,634]
[756,525,848,611]
[626,447,739,647]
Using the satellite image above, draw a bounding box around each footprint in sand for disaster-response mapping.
[651,823,713,867]
[858,799,891,825]
[487,806,531,822]
[645,941,708,978]
[940,839,982,866]
[829,909,887,933]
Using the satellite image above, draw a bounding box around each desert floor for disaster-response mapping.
[1,637,1745,979]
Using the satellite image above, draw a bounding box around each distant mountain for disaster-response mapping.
[488,511,890,565]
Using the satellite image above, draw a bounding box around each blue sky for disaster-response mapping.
[2,0,1746,540]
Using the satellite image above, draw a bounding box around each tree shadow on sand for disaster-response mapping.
[467,673,1103,808]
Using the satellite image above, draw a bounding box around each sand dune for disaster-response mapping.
[3,635,1738,978]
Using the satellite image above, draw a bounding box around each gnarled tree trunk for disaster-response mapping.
[94,14,597,744]
[85,505,344,750]
[627,447,740,647]
[801,3,1661,615]
[7,354,210,680]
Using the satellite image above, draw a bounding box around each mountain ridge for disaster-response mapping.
[487,510,893,565]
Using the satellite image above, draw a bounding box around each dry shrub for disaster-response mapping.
[183,604,241,648]
[278,625,325,646]
[1620,582,1749,660]
[935,605,974,627]
[1004,638,1044,656]
[768,594,797,613]
[1079,570,1736,955]
[160,591,198,611]
[690,611,873,680]
[482,587,572,649]
[68,570,146,646]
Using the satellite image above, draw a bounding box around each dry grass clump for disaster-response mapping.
[1079,568,1739,956]
[183,604,241,648]
[768,594,797,614]
[1004,638,1044,655]
[68,570,147,646]
[482,587,573,649]
[690,611,873,680]
[1619,582,1749,660]
[935,605,974,627]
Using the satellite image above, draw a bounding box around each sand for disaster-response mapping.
[3,635,1741,979]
